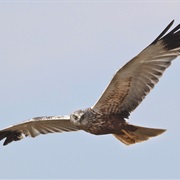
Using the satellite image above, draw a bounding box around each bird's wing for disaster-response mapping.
[92,20,180,118]
[0,116,79,145]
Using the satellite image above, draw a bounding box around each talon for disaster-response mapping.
[121,129,136,139]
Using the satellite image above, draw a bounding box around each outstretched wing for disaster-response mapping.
[0,116,79,146]
[93,20,180,118]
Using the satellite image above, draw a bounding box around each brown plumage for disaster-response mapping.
[0,20,179,146]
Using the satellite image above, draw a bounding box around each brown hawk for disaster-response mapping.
[0,20,179,146]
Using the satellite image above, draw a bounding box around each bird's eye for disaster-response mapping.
[72,114,78,120]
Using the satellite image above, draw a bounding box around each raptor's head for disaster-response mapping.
[70,109,88,127]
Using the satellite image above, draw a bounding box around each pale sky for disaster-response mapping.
[0,1,180,179]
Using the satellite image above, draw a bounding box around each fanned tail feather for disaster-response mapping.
[113,124,166,145]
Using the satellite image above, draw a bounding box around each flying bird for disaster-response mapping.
[0,20,180,146]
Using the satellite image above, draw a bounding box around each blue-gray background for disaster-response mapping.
[0,1,180,179]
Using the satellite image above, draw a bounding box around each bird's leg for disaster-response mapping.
[121,129,137,140]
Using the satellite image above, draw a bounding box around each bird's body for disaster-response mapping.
[70,108,165,145]
[71,108,126,135]
[0,20,180,146]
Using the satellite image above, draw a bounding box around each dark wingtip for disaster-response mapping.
[3,139,9,146]
[0,131,23,146]
[151,20,175,45]
[163,23,180,50]
[150,20,180,51]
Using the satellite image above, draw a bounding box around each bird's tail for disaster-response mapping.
[113,123,166,145]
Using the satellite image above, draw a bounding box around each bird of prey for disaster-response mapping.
[0,20,179,146]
